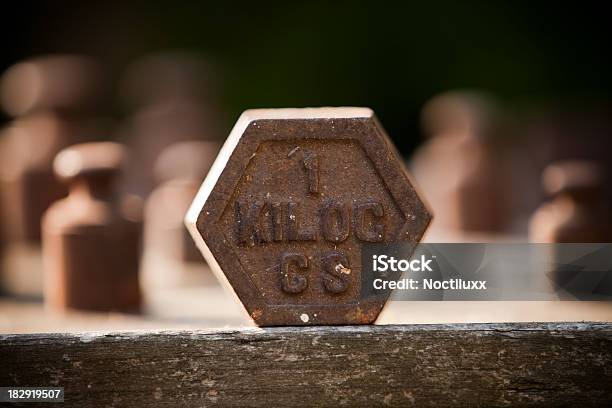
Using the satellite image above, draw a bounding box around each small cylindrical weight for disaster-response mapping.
[42,142,142,312]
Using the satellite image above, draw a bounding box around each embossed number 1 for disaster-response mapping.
[280,251,350,295]
[302,151,319,194]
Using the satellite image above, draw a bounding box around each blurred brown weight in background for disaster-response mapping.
[116,52,226,199]
[528,160,612,296]
[0,55,108,297]
[529,160,612,243]
[42,142,142,312]
[145,141,219,263]
[141,141,220,288]
[410,91,511,236]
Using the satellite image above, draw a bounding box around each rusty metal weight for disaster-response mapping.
[187,108,431,326]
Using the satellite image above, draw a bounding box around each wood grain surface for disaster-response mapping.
[1,322,611,407]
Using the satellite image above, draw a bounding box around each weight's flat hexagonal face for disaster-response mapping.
[186,108,431,326]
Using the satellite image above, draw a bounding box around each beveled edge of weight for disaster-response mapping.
[185,109,255,325]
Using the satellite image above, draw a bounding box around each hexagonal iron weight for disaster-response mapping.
[186,107,431,326]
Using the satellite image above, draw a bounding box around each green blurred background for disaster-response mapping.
[2,1,611,154]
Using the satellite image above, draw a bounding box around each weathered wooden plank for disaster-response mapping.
[1,323,611,407]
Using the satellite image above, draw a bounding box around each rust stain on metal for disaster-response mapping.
[186,107,431,326]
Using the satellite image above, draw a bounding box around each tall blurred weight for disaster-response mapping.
[411,91,509,234]
[145,141,219,263]
[42,143,142,312]
[141,141,220,288]
[529,160,612,295]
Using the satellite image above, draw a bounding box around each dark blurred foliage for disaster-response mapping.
[1,1,611,154]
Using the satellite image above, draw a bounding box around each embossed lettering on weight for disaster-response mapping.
[279,250,350,295]
[321,200,350,243]
[280,252,308,294]
[235,200,264,246]
[236,199,387,245]
[354,201,385,242]
[321,250,350,294]
[286,201,316,242]
[271,202,283,242]
[235,200,283,245]
[302,151,319,194]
